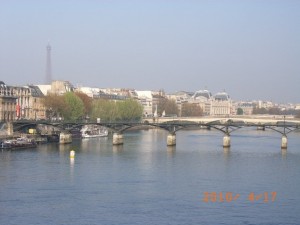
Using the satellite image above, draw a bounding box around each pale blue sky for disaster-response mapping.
[1,0,299,102]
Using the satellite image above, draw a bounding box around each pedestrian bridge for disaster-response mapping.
[8,116,300,149]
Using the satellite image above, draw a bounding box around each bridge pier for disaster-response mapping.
[281,135,288,149]
[113,133,124,145]
[167,133,176,146]
[6,122,13,136]
[59,131,72,144]
[223,135,231,148]
[257,126,265,131]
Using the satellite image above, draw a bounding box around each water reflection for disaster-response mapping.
[70,157,75,182]
[281,149,287,158]
[0,129,300,225]
[167,146,176,157]
[223,147,231,157]
[113,145,123,153]
[59,143,72,152]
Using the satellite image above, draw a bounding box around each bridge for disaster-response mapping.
[8,116,300,149]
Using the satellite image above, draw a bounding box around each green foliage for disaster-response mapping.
[237,108,244,115]
[253,107,286,115]
[91,99,143,122]
[91,99,118,122]
[62,92,85,121]
[75,92,92,115]
[252,107,268,114]
[116,99,144,121]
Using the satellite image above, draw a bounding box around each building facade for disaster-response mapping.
[210,92,232,116]
[190,90,213,116]
[0,82,17,122]
[0,81,46,121]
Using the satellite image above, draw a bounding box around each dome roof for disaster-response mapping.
[0,81,6,87]
[214,92,230,101]
[193,90,212,99]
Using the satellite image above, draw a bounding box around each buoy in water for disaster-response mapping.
[70,150,75,158]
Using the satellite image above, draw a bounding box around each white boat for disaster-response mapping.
[81,125,108,138]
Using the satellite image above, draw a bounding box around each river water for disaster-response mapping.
[1,129,300,225]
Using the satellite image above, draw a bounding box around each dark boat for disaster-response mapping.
[1,137,37,150]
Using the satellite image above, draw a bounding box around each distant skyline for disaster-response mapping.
[1,0,299,103]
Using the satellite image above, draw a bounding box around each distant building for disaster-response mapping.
[236,101,255,115]
[14,85,46,120]
[166,91,193,116]
[100,88,138,98]
[211,92,232,116]
[190,90,213,116]
[23,85,46,120]
[167,89,234,116]
[257,100,274,109]
[0,81,46,121]
[76,86,102,98]
[50,80,74,95]
[136,91,153,117]
[0,81,17,121]
[37,80,74,96]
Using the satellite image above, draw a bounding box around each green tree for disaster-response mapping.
[268,107,281,115]
[116,99,143,121]
[237,108,244,115]
[181,103,203,117]
[252,107,268,114]
[62,92,85,121]
[91,99,118,122]
[91,99,143,122]
[75,91,92,116]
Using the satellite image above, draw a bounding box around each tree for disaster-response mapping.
[252,107,268,114]
[157,97,178,116]
[62,92,85,121]
[253,107,284,115]
[75,92,92,116]
[91,98,143,122]
[91,99,119,122]
[237,108,244,115]
[181,103,203,117]
[268,107,281,115]
[116,99,143,121]
[42,94,65,119]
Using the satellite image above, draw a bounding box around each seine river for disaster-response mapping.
[1,129,300,225]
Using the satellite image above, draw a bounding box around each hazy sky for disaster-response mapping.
[1,0,299,103]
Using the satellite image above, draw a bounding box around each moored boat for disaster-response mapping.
[1,137,37,150]
[81,125,108,138]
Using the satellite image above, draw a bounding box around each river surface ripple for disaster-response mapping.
[1,129,300,225]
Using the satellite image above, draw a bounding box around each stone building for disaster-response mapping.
[211,92,232,116]
[14,85,46,120]
[0,81,17,121]
[136,91,153,117]
[37,80,74,96]
[0,81,46,121]
[24,85,46,120]
[190,90,213,116]
[236,102,254,115]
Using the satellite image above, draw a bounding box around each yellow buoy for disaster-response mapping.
[70,150,75,158]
